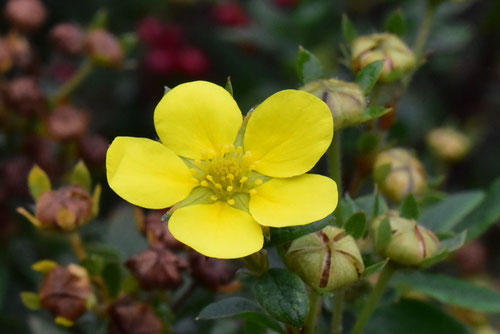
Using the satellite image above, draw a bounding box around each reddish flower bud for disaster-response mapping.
[189,252,235,291]
[6,32,34,69]
[138,18,183,48]
[144,48,176,75]
[78,134,109,166]
[85,29,124,67]
[126,246,188,290]
[109,297,163,334]
[0,38,13,73]
[4,76,45,116]
[46,105,89,141]
[212,2,250,27]
[39,264,92,321]
[36,185,93,231]
[137,211,184,250]
[4,0,47,31]
[176,46,210,77]
[50,23,85,55]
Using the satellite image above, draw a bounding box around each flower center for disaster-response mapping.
[192,144,262,205]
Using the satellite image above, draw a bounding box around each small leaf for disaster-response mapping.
[355,60,384,94]
[265,215,334,247]
[225,76,233,96]
[373,163,392,183]
[28,165,51,201]
[355,194,388,218]
[357,132,379,154]
[119,32,138,54]
[360,106,391,122]
[400,195,419,220]
[71,160,92,191]
[254,269,308,328]
[345,212,367,239]
[54,317,74,327]
[384,9,406,36]
[420,231,466,268]
[92,184,102,217]
[88,8,108,29]
[341,14,357,44]
[21,292,41,310]
[32,260,58,274]
[81,255,105,277]
[375,218,392,252]
[296,46,323,85]
[362,259,388,278]
[101,262,122,297]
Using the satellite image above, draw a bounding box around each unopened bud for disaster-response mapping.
[137,211,184,250]
[4,76,45,116]
[109,297,163,334]
[126,246,187,290]
[6,32,33,69]
[50,23,85,55]
[39,264,92,322]
[78,134,109,166]
[301,79,366,130]
[351,33,416,83]
[374,148,427,202]
[4,0,47,31]
[426,127,471,163]
[46,105,89,141]
[0,38,13,73]
[36,185,93,231]
[371,211,440,266]
[285,226,364,293]
[189,252,236,291]
[85,29,124,67]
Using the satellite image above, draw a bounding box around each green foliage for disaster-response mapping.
[357,133,379,154]
[296,46,323,85]
[265,215,334,247]
[360,107,391,123]
[341,14,357,44]
[355,60,384,94]
[355,194,388,218]
[400,195,419,220]
[225,77,234,96]
[20,292,41,310]
[345,212,367,239]
[375,218,392,252]
[71,160,92,191]
[384,9,407,36]
[28,165,51,201]
[362,260,389,278]
[373,163,392,184]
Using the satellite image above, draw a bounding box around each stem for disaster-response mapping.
[68,232,87,261]
[52,59,94,106]
[331,289,344,334]
[328,133,342,191]
[303,290,322,334]
[413,1,438,64]
[351,264,395,334]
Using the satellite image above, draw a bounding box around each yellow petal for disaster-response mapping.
[106,137,197,209]
[169,202,263,259]
[244,90,333,177]
[154,81,243,159]
[249,174,338,227]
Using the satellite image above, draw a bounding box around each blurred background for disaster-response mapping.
[0,0,499,333]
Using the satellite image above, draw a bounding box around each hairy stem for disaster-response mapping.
[52,59,94,106]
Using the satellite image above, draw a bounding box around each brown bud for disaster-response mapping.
[46,105,89,141]
[109,297,163,334]
[50,23,85,55]
[189,252,235,291]
[6,32,34,69]
[4,76,45,116]
[426,127,471,163]
[126,246,187,290]
[78,134,109,166]
[4,0,47,32]
[0,38,13,73]
[454,240,486,276]
[39,264,92,321]
[85,29,124,67]
[138,211,184,250]
[36,185,93,231]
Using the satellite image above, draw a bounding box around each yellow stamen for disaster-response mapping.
[254,179,263,185]
[227,199,235,205]
[210,195,218,201]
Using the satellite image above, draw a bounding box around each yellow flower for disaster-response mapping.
[106,81,338,259]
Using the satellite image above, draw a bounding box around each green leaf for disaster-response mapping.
[345,212,366,239]
[91,184,102,217]
[198,297,283,333]
[373,163,391,184]
[454,179,500,241]
[355,60,384,94]
[354,194,388,219]
[119,32,138,54]
[360,106,391,123]
[400,195,419,220]
[375,218,392,252]
[88,8,108,29]
[338,195,360,223]
[296,46,323,85]
[265,215,334,247]
[28,165,51,201]
[362,259,388,278]
[21,292,41,310]
[71,160,92,191]
[357,132,379,154]
[101,262,122,298]
[384,9,406,36]
[420,190,484,232]
[254,269,308,328]
[365,299,471,334]
[420,231,466,268]
[225,76,234,96]
[393,272,500,313]
[341,14,357,44]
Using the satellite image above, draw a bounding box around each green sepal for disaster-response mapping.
[225,76,233,96]
[71,160,92,191]
[28,165,51,201]
[21,292,41,310]
[384,9,406,36]
[355,60,384,94]
[296,46,323,85]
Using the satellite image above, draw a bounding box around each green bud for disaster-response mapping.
[371,211,440,266]
[351,33,416,83]
[374,148,427,202]
[426,127,471,163]
[301,79,366,130]
[284,226,364,293]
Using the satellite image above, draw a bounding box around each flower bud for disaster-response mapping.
[189,252,236,291]
[374,148,427,202]
[301,79,366,130]
[39,264,92,322]
[50,23,85,55]
[371,211,440,266]
[284,226,364,293]
[351,33,416,83]
[6,32,34,69]
[78,134,109,166]
[85,29,124,67]
[176,46,210,77]
[4,76,45,116]
[137,211,184,250]
[4,0,47,32]
[0,38,13,73]
[109,297,163,334]
[212,2,250,27]
[35,185,93,231]
[426,127,471,163]
[46,105,89,141]
[125,246,188,290]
